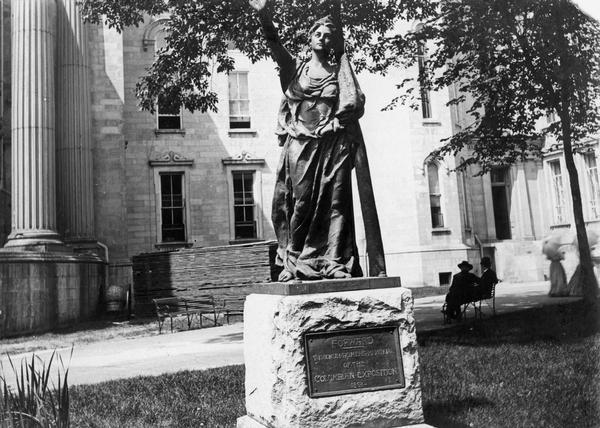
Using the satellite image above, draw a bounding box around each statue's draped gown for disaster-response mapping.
[272,60,363,280]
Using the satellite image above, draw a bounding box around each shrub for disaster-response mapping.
[0,351,70,428]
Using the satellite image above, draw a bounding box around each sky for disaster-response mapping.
[572,0,600,21]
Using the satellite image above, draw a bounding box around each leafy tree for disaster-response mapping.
[78,0,434,113]
[402,0,600,302]
[79,0,600,302]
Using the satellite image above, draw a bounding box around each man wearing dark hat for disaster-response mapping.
[477,256,498,300]
[444,260,479,320]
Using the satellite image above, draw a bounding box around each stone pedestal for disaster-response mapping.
[237,277,425,428]
[0,252,105,338]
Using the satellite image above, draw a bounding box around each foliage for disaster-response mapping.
[78,0,436,113]
[398,0,600,172]
[0,351,71,428]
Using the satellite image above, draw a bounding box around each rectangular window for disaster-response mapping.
[549,160,566,224]
[232,171,257,239]
[418,43,432,119]
[228,72,251,129]
[160,173,186,242]
[584,153,600,219]
[427,162,444,228]
[460,169,470,229]
[157,98,182,130]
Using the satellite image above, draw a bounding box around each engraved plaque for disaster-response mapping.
[304,326,405,398]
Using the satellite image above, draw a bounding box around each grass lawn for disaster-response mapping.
[68,300,600,428]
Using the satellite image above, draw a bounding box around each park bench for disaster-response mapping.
[219,295,246,324]
[152,296,219,334]
[442,282,497,324]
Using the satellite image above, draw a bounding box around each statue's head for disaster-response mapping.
[308,15,338,54]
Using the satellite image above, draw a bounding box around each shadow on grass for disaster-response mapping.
[418,299,600,347]
[419,299,600,427]
[424,396,494,428]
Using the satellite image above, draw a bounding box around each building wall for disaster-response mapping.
[88,23,130,286]
[5,10,570,288]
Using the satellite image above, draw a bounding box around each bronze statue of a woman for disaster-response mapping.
[250,0,381,282]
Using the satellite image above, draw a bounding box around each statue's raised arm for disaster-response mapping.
[249,0,295,91]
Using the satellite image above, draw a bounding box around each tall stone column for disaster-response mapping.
[4,0,63,250]
[56,0,95,247]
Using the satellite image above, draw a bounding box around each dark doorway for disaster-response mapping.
[491,168,511,240]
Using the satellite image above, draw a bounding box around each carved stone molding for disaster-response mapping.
[149,151,194,167]
[222,151,265,166]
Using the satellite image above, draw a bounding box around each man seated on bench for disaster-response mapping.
[444,260,479,320]
[476,256,498,300]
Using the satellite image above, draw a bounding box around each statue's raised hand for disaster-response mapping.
[249,0,267,12]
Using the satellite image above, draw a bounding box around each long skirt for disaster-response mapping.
[548,260,568,297]
[271,131,362,280]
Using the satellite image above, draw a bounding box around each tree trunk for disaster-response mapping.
[560,97,598,304]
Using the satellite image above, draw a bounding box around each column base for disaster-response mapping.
[64,238,104,259]
[3,230,70,253]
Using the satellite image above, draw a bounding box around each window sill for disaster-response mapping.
[229,238,262,245]
[422,119,442,127]
[432,227,452,235]
[155,128,186,136]
[228,129,257,137]
[154,242,193,251]
[549,223,571,230]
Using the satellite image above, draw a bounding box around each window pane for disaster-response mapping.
[229,100,240,116]
[235,222,256,239]
[431,207,444,228]
[427,163,440,194]
[238,73,249,98]
[235,206,245,222]
[230,118,251,129]
[228,74,239,99]
[491,168,507,184]
[161,175,171,194]
[239,100,250,115]
[172,209,183,225]
[171,176,182,194]
[158,115,181,130]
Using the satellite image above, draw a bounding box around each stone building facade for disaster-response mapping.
[1,0,599,337]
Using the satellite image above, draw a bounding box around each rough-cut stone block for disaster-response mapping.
[241,284,424,428]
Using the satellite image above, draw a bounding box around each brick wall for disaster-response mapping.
[132,241,278,316]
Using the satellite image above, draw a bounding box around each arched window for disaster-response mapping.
[427,162,444,228]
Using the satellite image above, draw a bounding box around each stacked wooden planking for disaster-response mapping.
[132,241,280,316]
